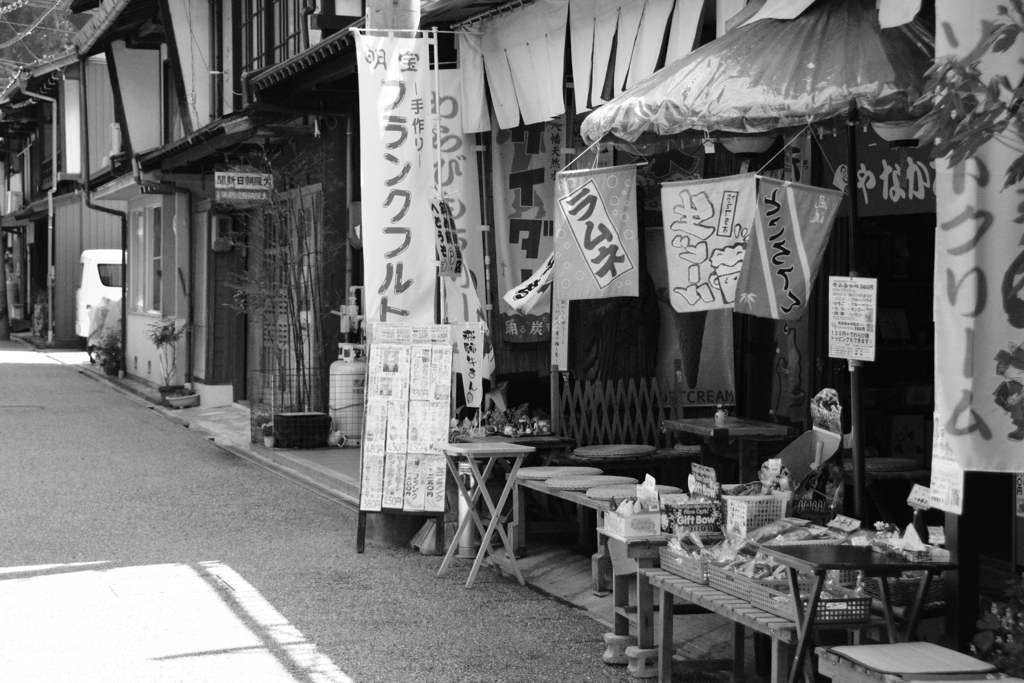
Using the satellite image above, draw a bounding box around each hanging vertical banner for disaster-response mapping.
[553,164,639,300]
[660,174,756,312]
[934,0,1024,470]
[550,297,570,370]
[735,178,841,320]
[493,121,562,341]
[502,251,555,313]
[436,69,487,307]
[355,30,436,324]
[648,229,736,407]
[432,198,463,279]
[454,322,485,408]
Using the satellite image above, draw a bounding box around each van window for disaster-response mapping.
[98,264,124,288]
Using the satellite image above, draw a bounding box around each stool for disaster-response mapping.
[817,643,998,683]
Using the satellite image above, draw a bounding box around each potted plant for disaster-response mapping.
[94,328,122,376]
[261,422,275,448]
[146,316,190,403]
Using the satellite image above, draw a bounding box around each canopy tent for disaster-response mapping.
[581,0,933,143]
[580,0,936,519]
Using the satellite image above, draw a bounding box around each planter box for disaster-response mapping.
[165,392,199,409]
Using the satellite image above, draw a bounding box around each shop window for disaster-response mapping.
[240,0,303,71]
[130,205,163,313]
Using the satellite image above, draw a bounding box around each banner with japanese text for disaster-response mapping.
[934,0,1024,470]
[493,121,563,341]
[817,125,937,217]
[735,178,842,320]
[553,165,639,300]
[355,31,436,325]
[660,174,756,312]
[647,228,735,407]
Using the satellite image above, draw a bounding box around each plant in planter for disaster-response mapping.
[973,573,1024,676]
[146,316,191,401]
[261,422,275,448]
[94,328,122,376]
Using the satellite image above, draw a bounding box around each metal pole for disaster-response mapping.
[846,105,866,519]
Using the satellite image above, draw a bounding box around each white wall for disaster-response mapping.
[110,41,162,153]
[166,0,212,130]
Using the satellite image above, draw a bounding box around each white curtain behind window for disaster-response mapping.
[570,0,706,113]
[458,0,568,131]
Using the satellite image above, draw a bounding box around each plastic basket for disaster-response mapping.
[723,495,787,536]
[748,581,872,625]
[660,547,711,584]
[862,573,946,607]
[708,564,791,600]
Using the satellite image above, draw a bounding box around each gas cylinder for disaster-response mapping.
[329,343,367,444]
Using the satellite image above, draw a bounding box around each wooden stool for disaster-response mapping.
[817,643,998,683]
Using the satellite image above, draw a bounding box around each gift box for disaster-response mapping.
[604,511,661,538]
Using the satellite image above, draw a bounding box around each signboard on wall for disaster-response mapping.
[214,172,271,204]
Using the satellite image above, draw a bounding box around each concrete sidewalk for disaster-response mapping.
[16,335,755,680]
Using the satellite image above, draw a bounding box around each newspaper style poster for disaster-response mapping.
[410,346,433,401]
[428,402,450,455]
[374,322,414,344]
[368,344,411,401]
[408,401,432,453]
[431,344,454,404]
[359,453,386,511]
[381,453,408,509]
[423,454,447,512]
[403,454,426,511]
[386,400,409,454]
[362,401,388,456]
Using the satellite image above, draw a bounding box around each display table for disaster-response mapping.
[437,442,535,589]
[457,433,576,465]
[663,417,790,483]
[642,568,797,683]
[759,545,957,683]
[816,644,998,683]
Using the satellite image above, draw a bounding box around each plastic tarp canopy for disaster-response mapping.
[581,0,934,143]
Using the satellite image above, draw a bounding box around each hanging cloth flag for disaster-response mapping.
[734,177,842,319]
[432,198,463,279]
[660,174,756,312]
[553,164,639,300]
[502,251,555,314]
[354,30,436,324]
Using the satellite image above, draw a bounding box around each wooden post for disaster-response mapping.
[945,472,979,651]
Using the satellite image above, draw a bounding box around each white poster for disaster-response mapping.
[381,453,408,509]
[423,454,447,512]
[930,413,965,515]
[403,454,426,511]
[359,453,386,512]
[355,31,436,324]
[934,0,1024,469]
[828,277,877,362]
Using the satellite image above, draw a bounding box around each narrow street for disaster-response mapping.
[0,340,632,683]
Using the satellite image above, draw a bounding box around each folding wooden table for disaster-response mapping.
[436,442,535,589]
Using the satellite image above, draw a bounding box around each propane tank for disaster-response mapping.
[329,342,367,444]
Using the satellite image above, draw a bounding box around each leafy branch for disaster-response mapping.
[914,0,1024,191]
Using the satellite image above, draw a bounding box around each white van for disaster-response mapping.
[76,249,124,341]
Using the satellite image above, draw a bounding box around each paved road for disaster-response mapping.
[0,340,633,683]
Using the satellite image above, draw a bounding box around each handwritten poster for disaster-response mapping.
[432,198,463,279]
[403,454,426,511]
[828,277,878,362]
[355,31,436,324]
[381,453,408,509]
[930,413,965,515]
[554,165,639,300]
[424,454,447,512]
[359,453,385,511]
[453,323,484,408]
[660,175,755,312]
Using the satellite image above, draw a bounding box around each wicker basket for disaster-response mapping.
[862,573,946,607]
[748,581,872,625]
[660,547,712,584]
[723,495,787,536]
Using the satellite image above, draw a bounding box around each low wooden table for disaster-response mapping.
[663,417,790,483]
[643,568,797,683]
[599,529,669,651]
[512,477,617,591]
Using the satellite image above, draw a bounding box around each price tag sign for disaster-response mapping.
[907,484,931,511]
[828,276,878,362]
[927,526,946,546]
[690,463,719,499]
[827,514,862,533]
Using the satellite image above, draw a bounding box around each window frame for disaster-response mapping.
[130,201,164,314]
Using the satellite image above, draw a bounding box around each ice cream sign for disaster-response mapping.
[661,174,841,319]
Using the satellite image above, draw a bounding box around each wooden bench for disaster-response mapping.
[642,568,797,683]
[511,477,616,591]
